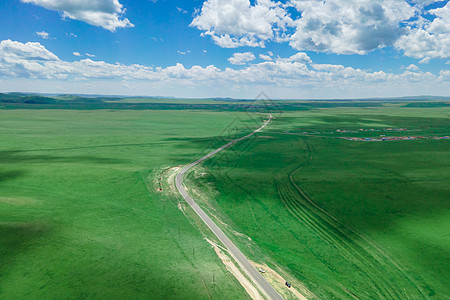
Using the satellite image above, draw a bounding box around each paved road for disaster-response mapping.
[176,115,284,300]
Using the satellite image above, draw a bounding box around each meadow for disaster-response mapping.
[1,101,449,299]
[0,109,255,299]
[189,106,450,299]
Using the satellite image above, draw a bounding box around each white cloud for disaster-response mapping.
[289,0,414,55]
[408,0,442,9]
[36,31,50,39]
[0,39,61,79]
[191,0,294,48]
[191,0,450,62]
[0,40,448,98]
[406,64,419,71]
[440,69,450,81]
[285,52,312,64]
[67,33,77,38]
[177,50,191,55]
[228,52,256,65]
[177,7,187,14]
[191,0,415,53]
[0,40,59,61]
[73,52,81,56]
[86,53,95,57]
[259,54,272,61]
[419,57,430,64]
[21,0,133,32]
[395,2,450,60]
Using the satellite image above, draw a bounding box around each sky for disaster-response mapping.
[0,0,449,99]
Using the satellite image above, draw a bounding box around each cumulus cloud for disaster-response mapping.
[406,64,419,71]
[36,31,50,39]
[419,57,430,64]
[395,2,450,60]
[440,69,450,81]
[73,52,81,56]
[0,40,447,94]
[259,54,272,61]
[0,40,59,61]
[191,0,294,48]
[228,52,256,65]
[284,52,312,64]
[0,39,61,79]
[21,0,133,32]
[191,0,450,62]
[289,0,415,54]
[192,0,416,53]
[86,53,95,57]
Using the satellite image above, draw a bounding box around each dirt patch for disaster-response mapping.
[149,166,182,194]
[228,228,252,241]
[258,136,275,139]
[195,172,207,177]
[0,196,38,206]
[206,239,263,300]
[151,171,163,192]
[177,202,188,213]
[252,262,312,300]
[164,166,182,194]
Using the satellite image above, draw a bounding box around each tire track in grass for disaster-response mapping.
[277,177,408,298]
[276,178,393,299]
[294,143,427,297]
[275,139,427,299]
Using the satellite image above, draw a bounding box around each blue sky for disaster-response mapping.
[0,0,449,99]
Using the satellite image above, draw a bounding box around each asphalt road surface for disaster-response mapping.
[176,115,284,300]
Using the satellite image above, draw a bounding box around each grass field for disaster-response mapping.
[188,106,450,299]
[1,103,449,299]
[0,109,257,299]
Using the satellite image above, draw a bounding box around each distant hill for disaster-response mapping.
[2,92,450,102]
[0,92,448,111]
[0,93,58,104]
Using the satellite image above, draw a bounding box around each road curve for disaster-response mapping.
[176,114,283,300]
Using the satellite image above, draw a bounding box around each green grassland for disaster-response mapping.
[1,101,449,299]
[0,109,257,299]
[188,106,450,299]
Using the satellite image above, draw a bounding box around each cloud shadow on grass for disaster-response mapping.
[0,170,27,183]
[0,222,52,280]
[0,150,126,165]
